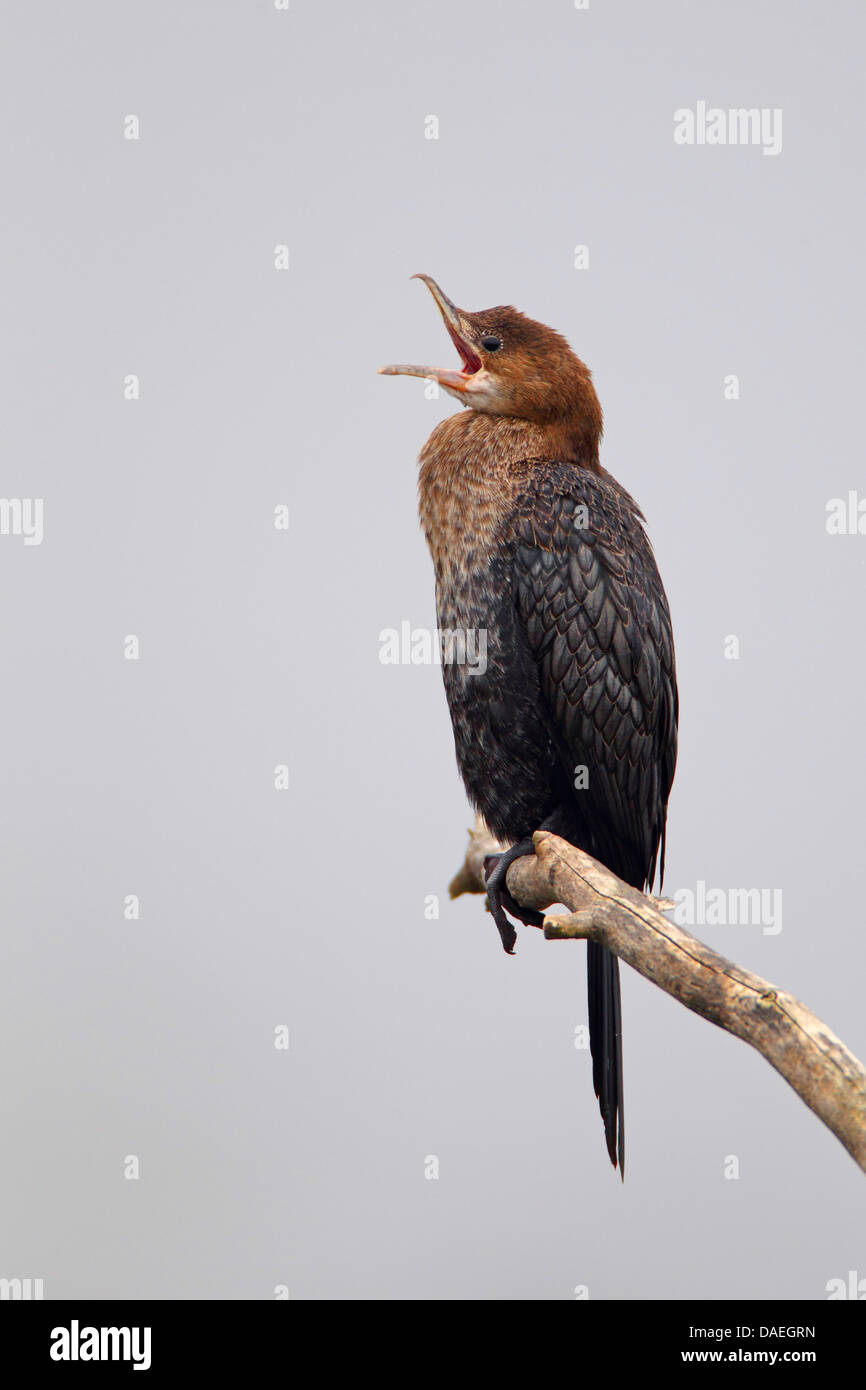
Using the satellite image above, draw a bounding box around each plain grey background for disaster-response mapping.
[1,0,864,1300]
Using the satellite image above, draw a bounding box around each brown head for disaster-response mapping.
[379,275,603,465]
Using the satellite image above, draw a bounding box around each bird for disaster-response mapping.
[380,276,678,1175]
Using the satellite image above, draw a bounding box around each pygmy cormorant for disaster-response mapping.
[381,277,678,1174]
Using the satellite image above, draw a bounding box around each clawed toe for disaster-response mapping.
[500,886,544,930]
[483,839,540,953]
[485,881,518,954]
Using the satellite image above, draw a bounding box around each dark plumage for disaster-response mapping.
[381,277,678,1174]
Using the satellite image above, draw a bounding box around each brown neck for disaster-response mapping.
[418,412,598,586]
[422,409,600,473]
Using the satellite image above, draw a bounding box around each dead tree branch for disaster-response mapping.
[449,818,866,1173]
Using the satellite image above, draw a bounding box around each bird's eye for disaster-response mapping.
[479,335,502,352]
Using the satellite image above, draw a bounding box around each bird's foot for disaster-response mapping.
[483,839,544,954]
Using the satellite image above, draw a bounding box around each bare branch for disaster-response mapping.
[450,817,866,1173]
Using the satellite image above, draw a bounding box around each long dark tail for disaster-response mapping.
[587,941,625,1176]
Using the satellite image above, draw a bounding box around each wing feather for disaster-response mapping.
[508,465,677,892]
